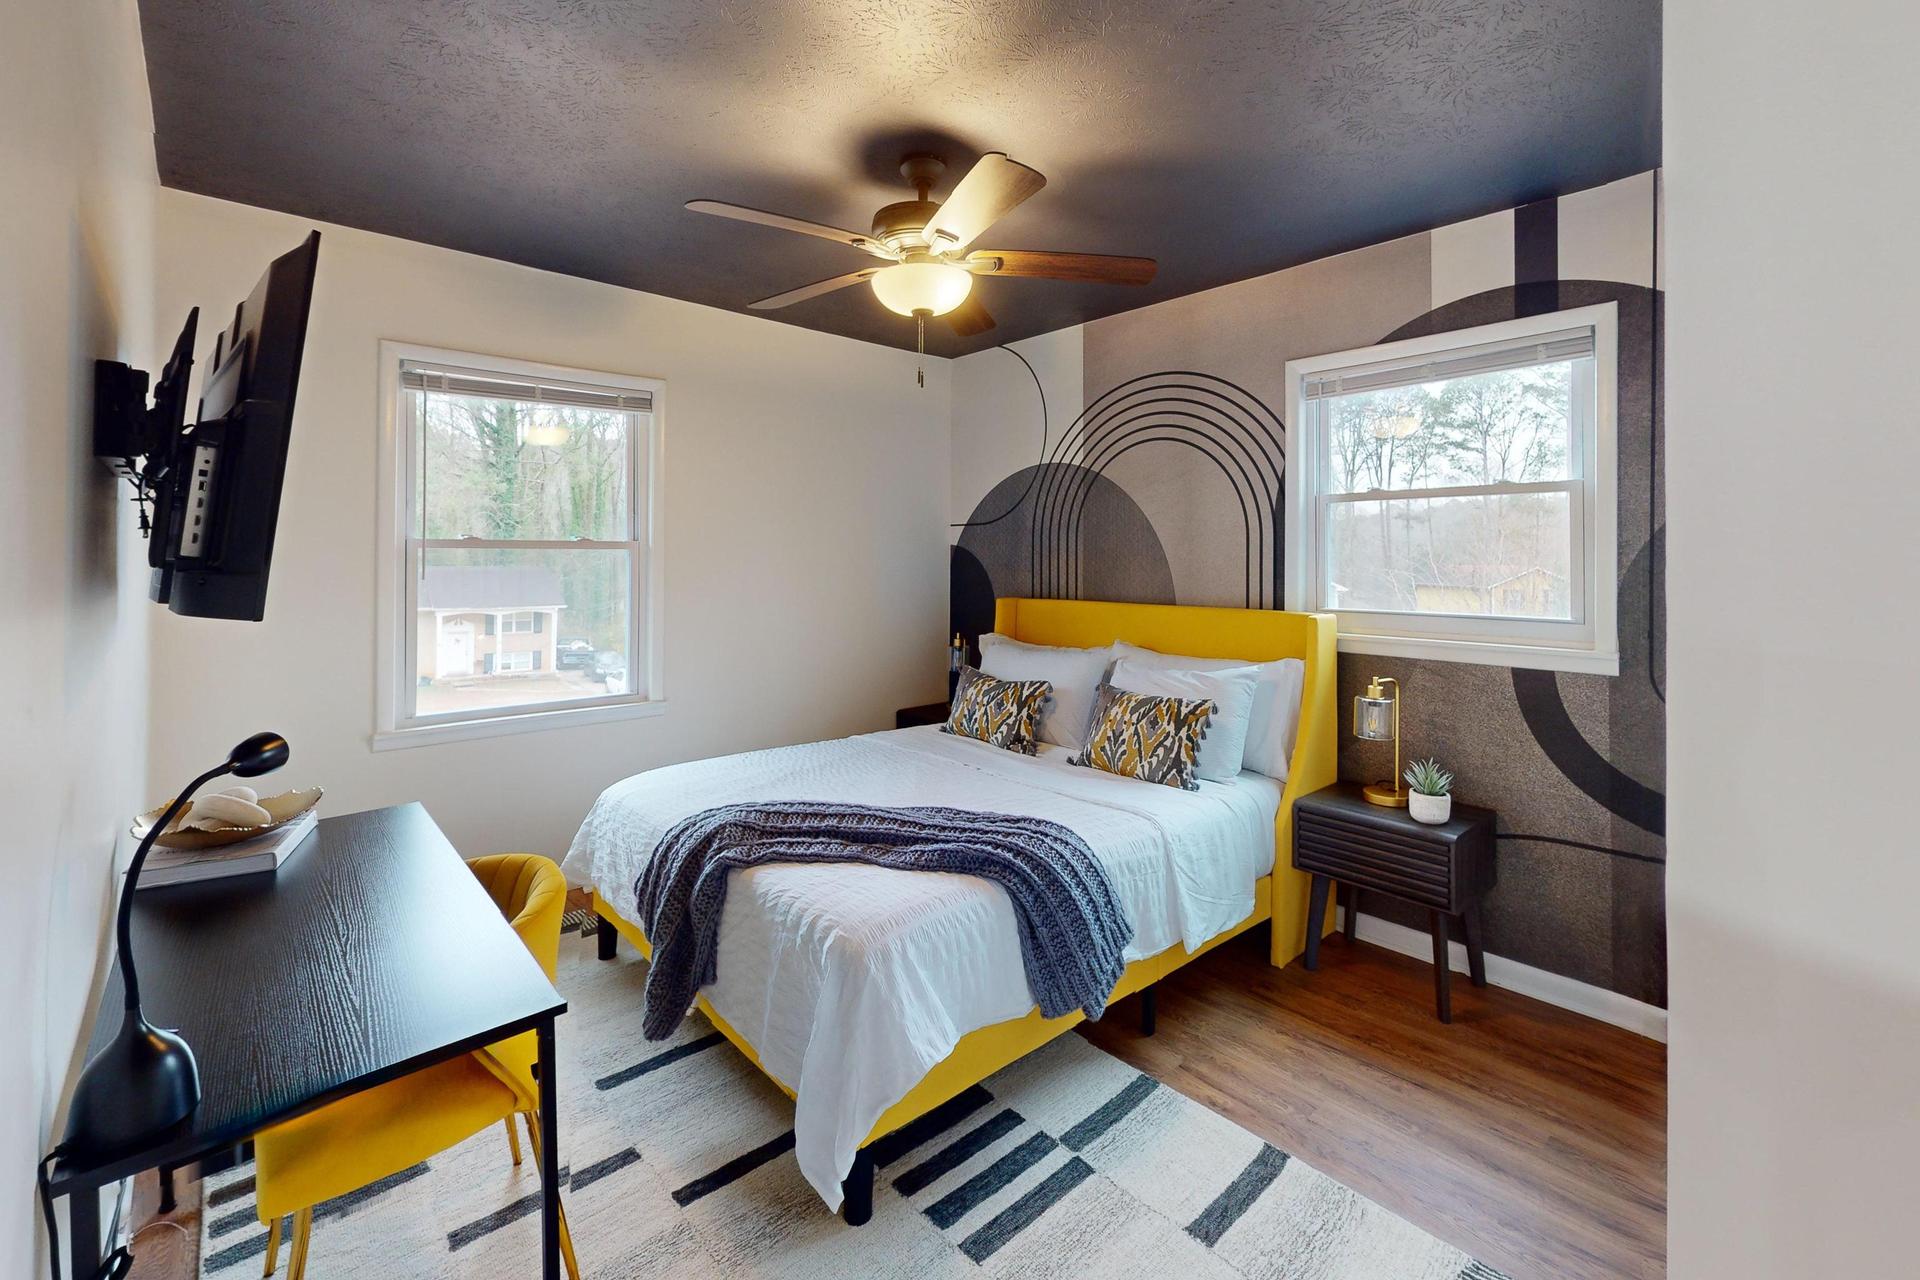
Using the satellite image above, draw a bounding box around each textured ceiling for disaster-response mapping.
[137,0,1660,356]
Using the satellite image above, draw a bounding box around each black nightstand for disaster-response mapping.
[895,701,950,729]
[1293,783,1497,1022]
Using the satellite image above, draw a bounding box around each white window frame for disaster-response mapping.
[373,342,667,749]
[499,610,538,634]
[1283,302,1619,675]
[494,649,535,674]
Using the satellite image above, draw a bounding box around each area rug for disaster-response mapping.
[198,931,1510,1279]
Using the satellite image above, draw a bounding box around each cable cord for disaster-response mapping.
[38,1146,134,1280]
[39,1147,65,1280]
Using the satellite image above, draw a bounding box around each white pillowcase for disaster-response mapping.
[978,634,1114,751]
[1110,640,1306,781]
[1108,657,1259,782]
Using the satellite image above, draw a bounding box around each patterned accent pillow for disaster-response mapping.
[1070,682,1216,791]
[941,665,1053,755]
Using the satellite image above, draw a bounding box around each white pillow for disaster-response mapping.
[1109,657,1259,782]
[1110,640,1306,781]
[978,633,1113,751]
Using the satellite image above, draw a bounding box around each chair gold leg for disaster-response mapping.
[557,1197,582,1280]
[263,1215,281,1277]
[287,1207,314,1280]
[522,1111,581,1280]
[506,1115,524,1166]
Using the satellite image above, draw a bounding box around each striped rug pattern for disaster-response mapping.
[200,932,1510,1278]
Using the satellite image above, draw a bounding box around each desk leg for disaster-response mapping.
[1303,875,1331,970]
[537,1018,560,1280]
[69,1184,101,1280]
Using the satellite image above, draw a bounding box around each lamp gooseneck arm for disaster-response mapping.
[117,761,232,1013]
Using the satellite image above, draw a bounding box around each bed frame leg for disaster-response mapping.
[1139,983,1158,1036]
[841,1147,874,1226]
[595,912,618,961]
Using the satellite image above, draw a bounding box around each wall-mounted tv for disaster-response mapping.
[94,231,320,621]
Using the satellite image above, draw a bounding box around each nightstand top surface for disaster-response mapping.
[1298,781,1495,837]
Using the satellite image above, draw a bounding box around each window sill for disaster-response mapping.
[372,697,668,751]
[1337,632,1620,676]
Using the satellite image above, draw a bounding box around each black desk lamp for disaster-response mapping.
[60,732,289,1161]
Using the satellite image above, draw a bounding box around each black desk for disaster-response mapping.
[48,803,568,1279]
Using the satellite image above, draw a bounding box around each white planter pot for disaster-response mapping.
[1408,791,1452,825]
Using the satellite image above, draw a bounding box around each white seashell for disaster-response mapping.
[184,792,273,830]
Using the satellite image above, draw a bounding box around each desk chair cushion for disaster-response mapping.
[254,1054,519,1221]
[464,854,567,1100]
[467,854,567,980]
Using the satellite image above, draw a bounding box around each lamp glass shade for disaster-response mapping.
[1353,695,1395,741]
[870,261,973,317]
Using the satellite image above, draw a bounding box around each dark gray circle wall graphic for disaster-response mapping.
[952,372,1285,631]
[957,465,1175,625]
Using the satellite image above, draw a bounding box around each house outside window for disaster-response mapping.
[375,344,665,747]
[1284,302,1618,674]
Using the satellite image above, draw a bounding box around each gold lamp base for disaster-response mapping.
[1361,781,1408,808]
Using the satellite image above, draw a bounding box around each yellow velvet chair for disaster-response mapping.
[255,854,581,1279]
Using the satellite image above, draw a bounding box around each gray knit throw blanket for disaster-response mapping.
[633,802,1134,1041]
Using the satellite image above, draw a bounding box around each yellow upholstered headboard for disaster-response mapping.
[992,597,1339,963]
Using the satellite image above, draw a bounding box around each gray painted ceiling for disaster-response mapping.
[137,1,1660,356]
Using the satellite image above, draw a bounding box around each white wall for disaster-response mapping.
[147,192,951,859]
[1665,2,1920,1274]
[0,1,158,1271]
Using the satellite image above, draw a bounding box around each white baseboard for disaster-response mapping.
[1340,908,1668,1043]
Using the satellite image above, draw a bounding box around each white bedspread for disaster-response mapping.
[562,725,1280,1208]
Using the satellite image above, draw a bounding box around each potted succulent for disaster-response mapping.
[1403,758,1454,824]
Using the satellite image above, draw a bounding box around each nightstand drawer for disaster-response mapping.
[1295,824,1452,906]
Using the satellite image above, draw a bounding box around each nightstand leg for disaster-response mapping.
[1343,885,1360,943]
[1461,903,1488,987]
[1304,875,1331,970]
[1429,910,1453,1023]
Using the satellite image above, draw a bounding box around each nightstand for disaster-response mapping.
[1293,783,1497,1022]
[895,701,950,729]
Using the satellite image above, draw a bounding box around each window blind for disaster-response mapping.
[1301,327,1594,401]
[401,361,653,414]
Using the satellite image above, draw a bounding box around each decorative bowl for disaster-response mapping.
[132,787,325,851]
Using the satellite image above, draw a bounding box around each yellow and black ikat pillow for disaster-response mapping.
[1069,683,1215,791]
[941,665,1053,755]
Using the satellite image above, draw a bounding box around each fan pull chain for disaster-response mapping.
[916,311,926,388]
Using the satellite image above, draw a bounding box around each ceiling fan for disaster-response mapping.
[687,152,1157,381]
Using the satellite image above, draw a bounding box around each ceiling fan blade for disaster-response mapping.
[748,268,883,310]
[923,153,1046,252]
[945,295,996,337]
[686,200,895,259]
[966,249,1158,286]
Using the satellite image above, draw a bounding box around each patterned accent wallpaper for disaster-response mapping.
[951,172,1665,1004]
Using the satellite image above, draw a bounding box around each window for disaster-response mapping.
[1284,303,1618,673]
[375,344,665,747]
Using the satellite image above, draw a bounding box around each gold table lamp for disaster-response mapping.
[1353,676,1406,807]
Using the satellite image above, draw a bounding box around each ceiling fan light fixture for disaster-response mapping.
[870,261,972,317]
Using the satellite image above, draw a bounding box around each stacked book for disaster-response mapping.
[136,809,319,889]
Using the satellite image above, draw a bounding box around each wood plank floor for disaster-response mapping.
[133,925,1665,1280]
[1079,929,1667,1280]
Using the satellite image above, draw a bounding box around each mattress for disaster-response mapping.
[563,725,1281,1207]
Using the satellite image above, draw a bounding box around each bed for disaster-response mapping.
[565,598,1337,1221]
